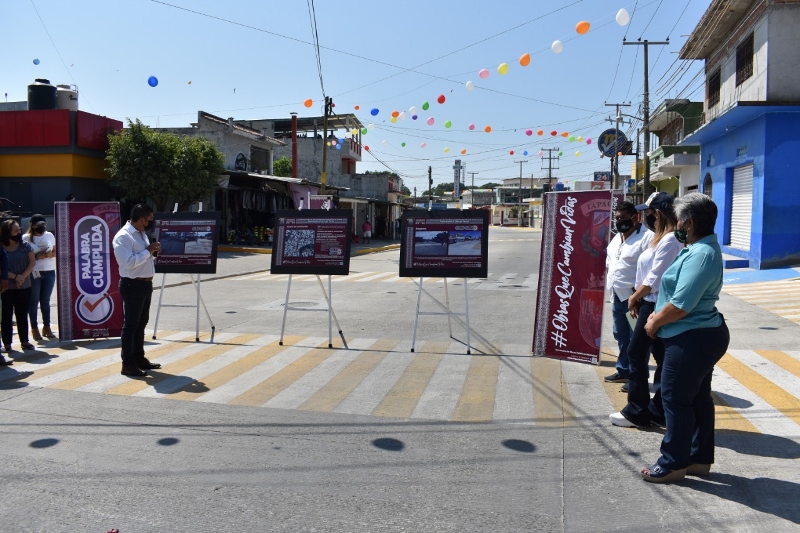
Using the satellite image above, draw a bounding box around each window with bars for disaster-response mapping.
[708,70,721,108]
[736,33,754,86]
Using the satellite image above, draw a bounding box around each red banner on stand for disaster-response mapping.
[54,202,124,341]
[532,191,613,364]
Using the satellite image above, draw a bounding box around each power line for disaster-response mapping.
[306,0,325,98]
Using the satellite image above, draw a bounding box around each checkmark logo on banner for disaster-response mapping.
[83,294,109,313]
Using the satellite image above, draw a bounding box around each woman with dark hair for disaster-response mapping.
[640,192,730,483]
[23,215,57,341]
[0,219,36,359]
[610,192,683,428]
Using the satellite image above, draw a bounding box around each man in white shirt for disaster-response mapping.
[112,204,162,377]
[605,201,653,384]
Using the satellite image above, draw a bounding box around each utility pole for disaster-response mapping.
[623,38,669,197]
[605,102,631,190]
[321,96,332,194]
[540,148,560,190]
[413,186,417,206]
[514,160,528,227]
[427,166,433,211]
[468,171,479,206]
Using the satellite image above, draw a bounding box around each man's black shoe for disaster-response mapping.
[121,365,147,377]
[137,358,162,370]
[604,372,629,383]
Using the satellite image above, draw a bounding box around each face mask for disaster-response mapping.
[644,214,657,231]
[34,227,45,235]
[11,234,22,242]
[616,219,634,233]
[674,228,688,244]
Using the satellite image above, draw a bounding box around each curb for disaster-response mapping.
[353,244,401,256]
[218,245,272,254]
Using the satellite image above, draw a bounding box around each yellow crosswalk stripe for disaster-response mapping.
[712,392,761,433]
[106,334,259,396]
[50,334,198,390]
[18,346,119,380]
[299,338,397,412]
[716,354,800,425]
[755,350,800,380]
[372,342,448,418]
[452,355,500,422]
[227,340,335,406]
[167,336,304,401]
[532,356,574,427]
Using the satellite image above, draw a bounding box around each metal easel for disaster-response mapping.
[151,203,216,342]
[410,276,472,354]
[278,273,347,349]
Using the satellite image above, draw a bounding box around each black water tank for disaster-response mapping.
[27,78,57,110]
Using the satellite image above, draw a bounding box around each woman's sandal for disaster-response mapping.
[686,463,711,476]
[641,464,687,483]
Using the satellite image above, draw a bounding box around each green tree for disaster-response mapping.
[106,119,225,211]
[401,185,411,196]
[273,156,292,177]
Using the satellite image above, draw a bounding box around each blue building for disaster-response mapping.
[680,0,800,269]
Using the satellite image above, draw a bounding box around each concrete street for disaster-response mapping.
[1,226,798,532]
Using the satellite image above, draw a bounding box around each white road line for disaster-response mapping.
[727,349,800,401]
[493,356,535,422]
[411,342,472,420]
[712,366,800,439]
[331,272,375,282]
[262,337,377,409]
[195,337,328,404]
[561,359,615,425]
[334,340,414,416]
[133,335,281,398]
[355,272,398,282]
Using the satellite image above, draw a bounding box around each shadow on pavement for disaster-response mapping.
[687,473,800,525]
[717,430,800,459]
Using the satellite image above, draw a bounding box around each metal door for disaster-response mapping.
[729,164,753,250]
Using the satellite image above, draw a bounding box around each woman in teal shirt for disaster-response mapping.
[641,193,730,483]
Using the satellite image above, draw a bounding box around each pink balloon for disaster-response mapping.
[421,142,426,148]
[479,69,490,79]
[586,138,592,144]
[426,117,435,126]
[538,151,544,157]
[525,129,533,136]
[468,123,475,130]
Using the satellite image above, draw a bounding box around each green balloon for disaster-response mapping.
[445,120,452,128]
[568,135,575,142]
[422,101,430,110]
[558,151,563,156]
[401,142,406,147]
[361,128,368,135]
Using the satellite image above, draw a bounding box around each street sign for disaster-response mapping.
[598,128,628,158]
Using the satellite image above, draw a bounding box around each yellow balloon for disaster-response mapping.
[498,62,509,75]
[444,147,450,153]
[391,116,397,123]
[575,151,581,157]
[577,136,583,142]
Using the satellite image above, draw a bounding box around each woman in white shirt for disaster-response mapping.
[610,192,683,428]
[22,215,57,341]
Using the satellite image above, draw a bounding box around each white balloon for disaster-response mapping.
[344,132,352,139]
[616,8,630,26]
[551,40,564,54]
[382,139,388,145]
[368,123,375,131]
[409,106,417,115]
[465,80,475,91]
[399,111,407,121]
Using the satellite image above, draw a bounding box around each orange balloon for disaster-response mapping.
[460,149,467,155]
[519,53,531,67]
[561,131,569,137]
[537,129,543,136]
[354,105,360,110]
[304,98,313,108]
[485,125,492,133]
[576,21,590,34]
[391,110,399,118]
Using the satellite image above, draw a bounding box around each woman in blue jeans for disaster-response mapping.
[22,215,57,341]
[640,192,730,483]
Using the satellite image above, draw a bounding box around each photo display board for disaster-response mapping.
[270,209,353,275]
[153,211,221,274]
[399,209,489,278]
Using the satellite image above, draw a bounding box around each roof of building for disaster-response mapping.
[270,113,364,136]
[679,0,759,60]
[197,111,285,146]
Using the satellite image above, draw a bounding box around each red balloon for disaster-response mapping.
[364,145,370,151]
[437,94,446,104]
[550,130,557,136]
[509,150,515,155]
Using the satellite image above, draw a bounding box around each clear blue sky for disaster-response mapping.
[3,0,709,193]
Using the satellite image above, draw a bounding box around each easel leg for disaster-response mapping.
[152,273,167,339]
[444,277,453,338]
[195,273,201,341]
[316,275,348,349]
[464,278,471,355]
[279,274,293,345]
[411,277,423,352]
[193,274,216,342]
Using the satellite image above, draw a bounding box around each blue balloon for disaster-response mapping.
[33,58,40,65]
[336,144,342,150]
[523,150,528,156]
[148,76,158,87]
[412,115,418,120]
[370,108,379,116]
